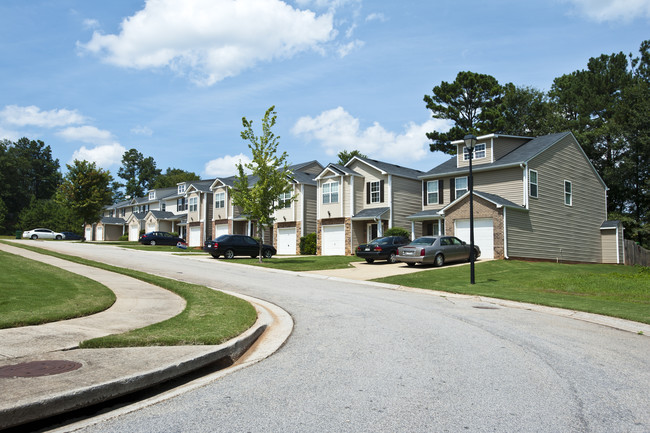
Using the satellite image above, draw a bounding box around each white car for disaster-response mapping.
[22,228,64,240]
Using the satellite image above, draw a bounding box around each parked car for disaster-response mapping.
[204,234,276,259]
[138,231,186,246]
[397,236,481,267]
[61,231,84,240]
[355,236,411,263]
[22,228,64,240]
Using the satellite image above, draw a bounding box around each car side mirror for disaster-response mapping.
[462,241,466,245]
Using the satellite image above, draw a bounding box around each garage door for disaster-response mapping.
[146,222,156,233]
[129,225,140,242]
[189,226,201,247]
[321,224,345,256]
[96,226,103,241]
[85,226,93,241]
[215,224,229,238]
[455,218,494,259]
[277,227,297,255]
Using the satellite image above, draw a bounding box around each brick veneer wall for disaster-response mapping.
[273,221,301,254]
[443,195,504,259]
[316,217,352,255]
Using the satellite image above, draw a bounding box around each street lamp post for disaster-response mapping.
[463,134,477,285]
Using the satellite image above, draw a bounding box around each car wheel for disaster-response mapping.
[263,249,273,259]
[150,240,156,246]
[211,253,219,259]
[224,249,235,259]
[31,234,38,240]
[434,254,444,267]
[387,252,397,264]
[365,258,375,264]
[55,235,62,240]
[250,255,257,259]
[406,262,415,267]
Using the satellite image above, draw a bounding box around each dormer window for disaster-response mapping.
[148,191,156,200]
[178,184,186,194]
[463,143,486,160]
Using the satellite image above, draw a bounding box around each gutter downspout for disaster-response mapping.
[521,163,528,209]
[388,174,393,229]
[503,207,509,259]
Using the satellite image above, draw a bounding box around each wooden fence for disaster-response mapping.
[624,240,650,267]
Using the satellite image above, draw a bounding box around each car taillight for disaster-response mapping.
[357,246,361,251]
[420,249,425,256]
[373,246,382,252]
[214,242,218,248]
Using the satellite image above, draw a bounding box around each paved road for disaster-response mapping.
[31,242,650,432]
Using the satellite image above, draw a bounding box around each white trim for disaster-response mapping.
[340,175,344,216]
[300,184,305,237]
[503,207,509,259]
[529,168,539,199]
[410,221,415,240]
[616,224,620,264]
[350,175,355,217]
[490,137,494,163]
[564,180,573,206]
[522,164,528,209]
[388,174,393,228]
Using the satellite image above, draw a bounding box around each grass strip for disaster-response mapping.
[217,255,364,271]
[0,250,115,329]
[375,260,650,324]
[2,242,257,348]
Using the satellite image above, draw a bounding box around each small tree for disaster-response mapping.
[231,106,293,262]
[57,160,114,239]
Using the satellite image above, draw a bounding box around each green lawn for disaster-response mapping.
[375,260,650,324]
[2,242,258,347]
[215,255,364,271]
[0,250,116,328]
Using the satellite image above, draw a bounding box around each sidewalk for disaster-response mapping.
[0,243,290,430]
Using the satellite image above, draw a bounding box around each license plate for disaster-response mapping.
[365,248,370,251]
[404,251,413,255]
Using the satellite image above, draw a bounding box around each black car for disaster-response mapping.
[204,234,276,259]
[138,231,186,246]
[61,231,84,240]
[355,236,411,263]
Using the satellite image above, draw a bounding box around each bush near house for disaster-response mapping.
[384,227,411,239]
[118,234,128,241]
[300,233,317,255]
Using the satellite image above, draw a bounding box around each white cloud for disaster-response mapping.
[83,18,100,30]
[57,125,114,145]
[131,125,153,136]
[70,143,126,169]
[291,107,453,163]
[0,126,20,142]
[79,0,335,85]
[204,153,252,177]
[563,0,650,22]
[337,39,364,57]
[365,12,386,22]
[0,105,85,127]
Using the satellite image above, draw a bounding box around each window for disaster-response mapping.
[463,143,486,160]
[369,181,380,203]
[161,203,166,212]
[564,181,572,206]
[427,180,439,204]
[178,184,186,194]
[189,197,198,212]
[177,197,187,211]
[279,191,292,208]
[108,210,114,217]
[455,177,468,199]
[215,192,225,208]
[322,181,339,204]
[149,191,156,200]
[120,208,125,217]
[529,170,538,198]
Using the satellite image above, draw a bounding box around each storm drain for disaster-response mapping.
[0,360,82,378]
[472,305,500,310]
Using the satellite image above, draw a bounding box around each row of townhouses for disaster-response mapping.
[88,132,625,264]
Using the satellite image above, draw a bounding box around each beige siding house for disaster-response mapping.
[185,179,215,247]
[413,132,622,263]
[272,161,323,255]
[315,157,424,255]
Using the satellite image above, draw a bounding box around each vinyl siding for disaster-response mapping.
[348,162,387,210]
[506,136,607,262]
[320,178,344,219]
[391,175,423,235]
[456,140,492,168]
[492,137,529,160]
[186,191,201,223]
[303,184,317,234]
[474,166,524,205]
[600,230,618,264]
[213,186,230,220]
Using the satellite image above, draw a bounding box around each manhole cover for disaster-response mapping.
[0,360,82,378]
[473,305,500,310]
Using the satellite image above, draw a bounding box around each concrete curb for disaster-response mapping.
[0,297,274,430]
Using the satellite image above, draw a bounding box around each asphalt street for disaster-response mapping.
[31,242,650,432]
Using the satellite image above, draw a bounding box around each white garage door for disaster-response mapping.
[146,222,156,233]
[129,225,140,241]
[321,224,345,256]
[96,226,103,241]
[215,224,229,238]
[455,218,494,259]
[189,226,201,247]
[277,228,297,255]
[85,226,92,241]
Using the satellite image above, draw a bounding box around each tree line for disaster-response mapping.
[424,40,650,247]
[0,139,199,236]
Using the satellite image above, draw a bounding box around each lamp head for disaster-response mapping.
[463,134,477,151]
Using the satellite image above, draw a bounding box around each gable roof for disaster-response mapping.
[347,156,425,180]
[442,190,526,214]
[352,207,390,220]
[185,179,216,194]
[315,163,360,180]
[146,210,180,220]
[100,216,126,225]
[421,132,572,178]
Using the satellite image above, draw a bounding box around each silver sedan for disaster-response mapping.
[397,235,481,267]
[22,228,65,240]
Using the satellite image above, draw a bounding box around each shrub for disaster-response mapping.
[118,234,128,241]
[384,227,410,238]
[170,231,179,237]
[300,233,317,255]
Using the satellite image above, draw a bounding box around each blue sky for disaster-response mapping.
[1,0,648,179]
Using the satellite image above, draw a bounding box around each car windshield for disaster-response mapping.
[369,237,391,245]
[215,235,230,241]
[410,237,436,245]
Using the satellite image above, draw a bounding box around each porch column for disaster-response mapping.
[410,221,415,240]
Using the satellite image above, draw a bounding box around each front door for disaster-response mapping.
[367,223,378,242]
